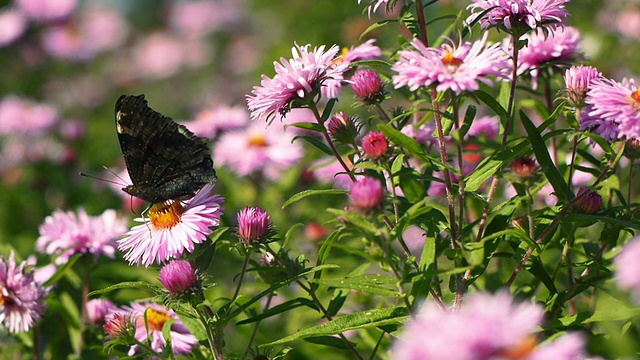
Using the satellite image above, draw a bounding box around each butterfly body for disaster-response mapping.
[115,94,216,203]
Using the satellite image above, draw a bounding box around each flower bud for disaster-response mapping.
[362,131,388,159]
[349,176,384,212]
[624,138,640,160]
[350,69,385,104]
[237,206,272,244]
[158,260,199,294]
[574,187,602,215]
[104,313,131,339]
[511,157,538,182]
[327,112,359,144]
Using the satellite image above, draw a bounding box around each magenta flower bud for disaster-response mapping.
[237,206,272,244]
[350,69,385,104]
[512,157,538,182]
[362,131,388,159]
[349,176,384,212]
[574,187,602,215]
[563,65,600,107]
[327,112,360,144]
[158,260,199,294]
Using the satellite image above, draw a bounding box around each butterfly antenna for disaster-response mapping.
[78,171,124,186]
[101,166,129,187]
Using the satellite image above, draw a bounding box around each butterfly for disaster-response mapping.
[115,94,217,204]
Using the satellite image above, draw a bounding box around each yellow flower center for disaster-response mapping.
[630,89,640,110]
[149,201,184,229]
[248,134,267,147]
[145,308,172,331]
[496,335,539,359]
[0,287,6,306]
[441,48,463,70]
[333,47,350,65]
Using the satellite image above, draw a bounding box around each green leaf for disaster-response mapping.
[237,298,318,325]
[292,135,333,156]
[398,175,426,203]
[321,99,337,122]
[465,138,528,192]
[283,189,347,209]
[262,307,409,346]
[88,281,160,297]
[474,89,509,122]
[286,122,324,132]
[311,274,399,297]
[377,123,429,163]
[520,111,568,200]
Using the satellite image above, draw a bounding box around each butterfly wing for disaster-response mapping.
[115,94,216,203]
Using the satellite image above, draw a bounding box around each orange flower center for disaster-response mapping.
[441,49,464,70]
[630,89,640,110]
[248,134,268,147]
[495,335,538,359]
[0,287,6,306]
[145,308,172,331]
[149,201,184,229]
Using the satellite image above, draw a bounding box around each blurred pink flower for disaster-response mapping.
[0,252,51,333]
[392,33,509,93]
[0,96,57,135]
[323,39,382,98]
[37,208,127,265]
[391,292,587,359]
[310,157,356,190]
[614,236,640,302]
[169,0,241,38]
[467,0,570,31]
[122,302,197,355]
[614,9,640,38]
[86,299,117,325]
[16,0,77,22]
[349,176,384,212]
[41,4,129,61]
[118,184,224,267]
[247,43,342,124]
[0,8,27,47]
[466,115,500,140]
[132,32,211,79]
[181,104,249,139]
[516,26,582,88]
[214,122,304,180]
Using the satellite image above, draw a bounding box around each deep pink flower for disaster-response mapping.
[584,77,640,141]
[118,184,224,267]
[237,206,272,244]
[158,260,199,294]
[214,122,304,180]
[37,208,127,265]
[563,65,601,107]
[391,292,587,359]
[392,33,509,94]
[467,0,570,31]
[247,43,342,124]
[122,302,197,355]
[362,131,389,159]
[350,69,384,104]
[614,236,640,302]
[0,252,51,333]
[350,176,384,211]
[104,313,131,339]
[324,39,382,98]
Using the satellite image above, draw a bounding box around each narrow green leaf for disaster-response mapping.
[520,111,568,200]
[377,124,429,163]
[262,307,409,346]
[321,99,338,122]
[292,135,333,156]
[88,281,160,296]
[283,189,347,209]
[237,298,317,325]
[311,275,399,297]
[398,175,426,203]
[286,122,324,132]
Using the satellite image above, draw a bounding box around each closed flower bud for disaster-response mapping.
[327,112,359,144]
[237,206,272,244]
[158,260,199,294]
[349,176,384,212]
[362,131,388,159]
[512,157,538,182]
[104,313,131,339]
[350,69,385,104]
[574,187,602,215]
[624,138,640,160]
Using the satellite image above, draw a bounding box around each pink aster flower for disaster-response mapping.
[181,104,249,139]
[516,26,582,88]
[467,0,570,31]
[16,0,77,23]
[0,96,57,135]
[117,184,224,267]
[362,131,389,159]
[214,122,304,180]
[247,43,342,124]
[122,302,197,356]
[37,208,127,265]
[584,77,640,141]
[614,236,640,302]
[169,0,240,38]
[237,206,272,244]
[86,299,118,325]
[350,176,384,212]
[0,8,27,47]
[0,252,51,333]
[392,33,509,94]
[323,39,382,98]
[563,65,601,108]
[158,260,199,294]
[391,292,587,359]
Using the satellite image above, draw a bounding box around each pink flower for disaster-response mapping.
[350,69,385,104]
[169,0,240,38]
[247,43,342,124]
[392,33,509,94]
[16,0,77,22]
[327,112,360,144]
[516,26,582,88]
[181,104,249,139]
[563,65,601,107]
[350,176,384,212]
[118,184,224,267]
[391,292,587,359]
[614,236,640,302]
[86,299,117,325]
[311,157,356,190]
[0,252,51,333]
[37,208,127,265]
[0,96,57,135]
[362,131,389,159]
[214,122,304,180]
[467,0,570,31]
[324,39,382,98]
[122,302,197,355]
[585,77,640,141]
[237,206,272,244]
[158,260,199,294]
[0,8,27,47]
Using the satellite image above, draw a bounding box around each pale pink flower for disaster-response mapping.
[467,0,570,31]
[0,96,57,135]
[0,252,51,333]
[392,33,509,94]
[181,104,249,139]
[0,8,27,47]
[86,299,117,325]
[118,184,224,267]
[614,236,640,302]
[169,0,240,38]
[310,157,356,190]
[214,122,304,180]
[247,43,342,124]
[16,0,77,22]
[37,208,127,265]
[585,77,640,141]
